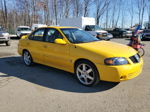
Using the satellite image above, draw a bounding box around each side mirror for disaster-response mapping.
[54,39,67,45]
[21,35,28,39]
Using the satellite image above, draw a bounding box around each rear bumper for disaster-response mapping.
[96,58,143,82]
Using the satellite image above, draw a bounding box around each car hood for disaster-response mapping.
[0,31,9,35]
[95,30,108,33]
[75,41,137,57]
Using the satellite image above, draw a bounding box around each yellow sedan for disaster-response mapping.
[18,26,143,86]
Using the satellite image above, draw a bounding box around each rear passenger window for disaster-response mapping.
[29,29,45,41]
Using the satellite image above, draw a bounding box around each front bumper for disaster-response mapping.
[125,34,132,37]
[0,37,10,42]
[97,34,113,40]
[96,58,143,82]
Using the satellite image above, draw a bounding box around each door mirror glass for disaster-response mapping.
[54,39,67,45]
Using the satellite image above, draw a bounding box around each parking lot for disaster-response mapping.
[0,38,150,112]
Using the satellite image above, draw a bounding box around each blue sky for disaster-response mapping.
[4,0,150,28]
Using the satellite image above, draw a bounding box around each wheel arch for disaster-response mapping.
[74,58,99,73]
[22,49,29,56]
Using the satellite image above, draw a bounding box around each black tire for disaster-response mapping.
[138,48,145,57]
[23,50,33,66]
[6,41,10,46]
[75,60,100,86]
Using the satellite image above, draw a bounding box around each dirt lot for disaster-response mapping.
[0,39,150,112]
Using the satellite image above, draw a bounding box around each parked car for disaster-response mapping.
[85,25,113,40]
[142,29,150,40]
[18,26,143,86]
[0,26,10,46]
[59,17,113,40]
[16,26,32,38]
[107,28,127,38]
[31,24,47,31]
[124,29,133,38]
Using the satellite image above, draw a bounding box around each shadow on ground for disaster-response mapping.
[0,56,119,93]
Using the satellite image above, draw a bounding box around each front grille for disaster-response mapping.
[102,33,107,36]
[0,34,3,37]
[129,54,140,63]
[0,38,5,39]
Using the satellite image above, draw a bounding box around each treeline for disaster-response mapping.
[0,0,150,33]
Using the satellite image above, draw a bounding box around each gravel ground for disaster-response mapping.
[0,38,150,112]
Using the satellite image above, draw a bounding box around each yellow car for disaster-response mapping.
[18,26,143,86]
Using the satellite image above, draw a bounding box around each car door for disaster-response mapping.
[26,28,46,64]
[42,28,70,70]
[40,28,71,70]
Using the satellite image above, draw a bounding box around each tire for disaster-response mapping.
[75,60,100,86]
[6,41,10,46]
[23,50,33,66]
[138,48,145,57]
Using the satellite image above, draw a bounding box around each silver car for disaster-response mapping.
[0,27,10,46]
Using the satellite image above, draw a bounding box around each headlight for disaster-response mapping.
[2,33,9,36]
[104,57,128,65]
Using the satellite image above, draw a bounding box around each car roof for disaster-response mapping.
[42,26,78,29]
[18,26,30,28]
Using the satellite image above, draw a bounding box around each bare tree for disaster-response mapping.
[83,0,92,17]
[136,0,147,26]
[54,0,58,25]
[128,0,134,27]
[148,0,150,22]
[72,0,82,17]
[0,0,8,28]
[94,0,110,25]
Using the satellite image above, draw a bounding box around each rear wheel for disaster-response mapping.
[23,50,33,66]
[75,60,99,86]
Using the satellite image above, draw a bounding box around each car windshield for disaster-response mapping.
[87,25,101,31]
[143,30,150,33]
[61,28,99,44]
[18,28,31,31]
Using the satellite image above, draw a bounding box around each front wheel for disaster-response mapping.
[138,48,145,57]
[75,60,100,86]
[6,41,10,46]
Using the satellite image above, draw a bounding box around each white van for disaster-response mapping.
[59,17,113,40]
[31,24,47,31]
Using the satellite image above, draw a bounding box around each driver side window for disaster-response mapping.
[45,28,63,43]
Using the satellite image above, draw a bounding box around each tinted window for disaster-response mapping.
[28,28,45,41]
[143,30,150,33]
[61,28,99,43]
[18,28,31,31]
[44,28,63,43]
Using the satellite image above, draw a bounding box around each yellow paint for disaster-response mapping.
[18,26,143,82]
